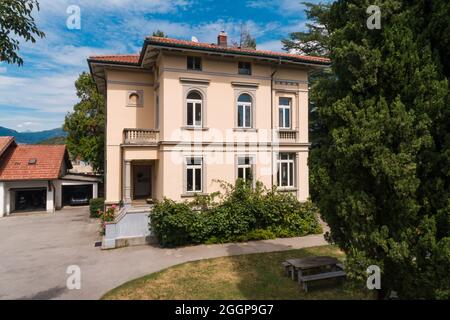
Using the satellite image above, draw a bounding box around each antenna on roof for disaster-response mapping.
[191,36,199,43]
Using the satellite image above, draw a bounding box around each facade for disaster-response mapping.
[89,33,330,208]
[0,136,99,216]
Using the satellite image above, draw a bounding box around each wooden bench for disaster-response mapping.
[299,270,346,292]
[282,261,292,277]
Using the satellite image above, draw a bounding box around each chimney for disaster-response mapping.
[217,31,228,47]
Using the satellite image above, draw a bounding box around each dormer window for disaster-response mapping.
[127,90,143,107]
[28,158,37,165]
[187,56,202,71]
[238,61,251,75]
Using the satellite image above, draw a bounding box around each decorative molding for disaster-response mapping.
[108,80,153,87]
[231,81,259,88]
[179,77,211,85]
[126,90,144,107]
[164,67,271,81]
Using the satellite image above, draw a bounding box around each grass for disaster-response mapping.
[102,245,375,300]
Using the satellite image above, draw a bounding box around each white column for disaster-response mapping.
[46,182,55,213]
[0,182,5,217]
[124,161,132,204]
[92,183,98,199]
[55,181,62,210]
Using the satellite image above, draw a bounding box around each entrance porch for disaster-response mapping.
[123,160,156,205]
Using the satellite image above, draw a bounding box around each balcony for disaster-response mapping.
[123,129,160,145]
[278,130,298,143]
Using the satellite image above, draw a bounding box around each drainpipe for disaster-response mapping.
[270,58,281,187]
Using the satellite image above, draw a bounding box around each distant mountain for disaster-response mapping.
[0,126,67,144]
[37,136,66,145]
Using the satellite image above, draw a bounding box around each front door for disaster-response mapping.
[133,165,151,199]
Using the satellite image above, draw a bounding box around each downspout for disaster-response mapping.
[270,58,281,187]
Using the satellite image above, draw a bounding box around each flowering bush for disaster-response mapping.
[99,205,117,235]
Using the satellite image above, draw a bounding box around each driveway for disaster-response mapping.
[0,206,327,300]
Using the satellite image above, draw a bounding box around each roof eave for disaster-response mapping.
[143,38,331,67]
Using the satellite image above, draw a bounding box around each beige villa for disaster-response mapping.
[88,33,330,208]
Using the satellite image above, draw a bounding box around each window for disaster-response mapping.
[127,90,143,107]
[187,56,202,70]
[186,91,202,127]
[277,153,295,187]
[238,61,252,75]
[237,93,252,128]
[237,157,253,183]
[186,157,203,192]
[279,97,291,129]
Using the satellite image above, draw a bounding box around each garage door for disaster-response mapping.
[62,185,93,206]
[15,188,46,212]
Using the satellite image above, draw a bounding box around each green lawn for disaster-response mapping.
[102,245,375,300]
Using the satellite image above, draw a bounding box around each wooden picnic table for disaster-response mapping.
[285,256,340,281]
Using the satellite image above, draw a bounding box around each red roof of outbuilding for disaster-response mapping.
[0,136,15,157]
[0,144,70,181]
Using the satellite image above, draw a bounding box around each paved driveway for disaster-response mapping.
[0,206,327,300]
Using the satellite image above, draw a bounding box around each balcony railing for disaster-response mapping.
[123,129,160,145]
[278,130,298,142]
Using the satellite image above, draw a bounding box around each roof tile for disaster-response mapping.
[89,36,331,65]
[0,144,68,181]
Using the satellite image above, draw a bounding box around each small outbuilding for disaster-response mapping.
[0,136,100,216]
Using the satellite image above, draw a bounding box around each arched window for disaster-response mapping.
[186,91,202,127]
[237,93,252,128]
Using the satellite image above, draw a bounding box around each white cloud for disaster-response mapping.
[17,121,34,129]
[0,73,78,114]
[258,40,283,52]
[0,66,6,73]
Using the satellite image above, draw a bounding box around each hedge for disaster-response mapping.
[150,180,322,247]
[89,197,105,218]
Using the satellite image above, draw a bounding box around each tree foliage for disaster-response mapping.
[240,27,257,49]
[152,30,167,37]
[64,72,105,173]
[0,0,45,66]
[288,0,450,299]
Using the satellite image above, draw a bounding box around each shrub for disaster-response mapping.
[150,180,323,247]
[89,198,105,218]
[99,205,116,235]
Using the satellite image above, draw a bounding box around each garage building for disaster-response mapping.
[0,136,100,216]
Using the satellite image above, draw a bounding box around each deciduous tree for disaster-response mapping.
[64,72,105,173]
[0,0,45,66]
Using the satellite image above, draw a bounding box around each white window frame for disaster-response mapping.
[185,157,203,193]
[279,98,292,129]
[186,92,203,127]
[237,94,253,128]
[277,153,295,188]
[237,156,254,184]
[187,56,202,71]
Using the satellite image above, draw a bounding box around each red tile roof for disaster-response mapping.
[88,54,140,64]
[89,36,330,65]
[0,136,14,157]
[146,36,331,64]
[0,144,70,181]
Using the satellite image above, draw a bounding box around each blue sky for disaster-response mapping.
[0,0,326,131]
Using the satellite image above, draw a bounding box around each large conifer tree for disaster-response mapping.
[285,1,450,298]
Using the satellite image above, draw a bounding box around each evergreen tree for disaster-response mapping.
[286,1,450,299]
